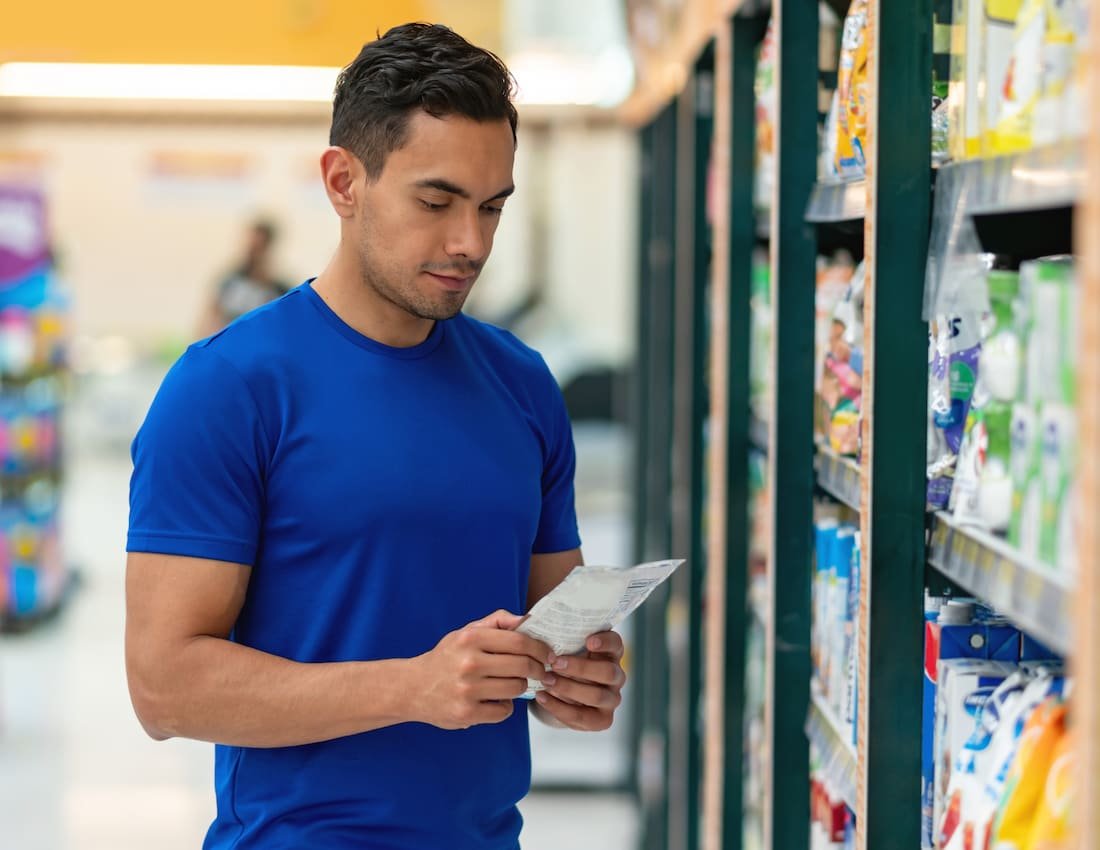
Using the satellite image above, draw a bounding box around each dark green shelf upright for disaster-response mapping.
[769,1,818,849]
[633,99,679,850]
[861,2,932,848]
[721,11,770,850]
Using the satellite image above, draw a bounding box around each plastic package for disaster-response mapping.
[835,0,870,179]
[992,696,1067,848]
[994,0,1046,153]
[754,18,778,209]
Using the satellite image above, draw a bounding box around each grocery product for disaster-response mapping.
[933,658,1017,843]
[1023,727,1075,849]
[0,183,69,623]
[835,0,870,178]
[1008,401,1042,555]
[992,696,1067,847]
[949,0,1024,157]
[1038,403,1075,568]
[994,0,1046,153]
[816,259,864,456]
[755,18,777,210]
[922,601,1021,848]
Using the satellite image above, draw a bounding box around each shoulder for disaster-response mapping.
[191,284,309,381]
[450,313,555,385]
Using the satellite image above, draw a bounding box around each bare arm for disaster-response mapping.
[125,551,552,747]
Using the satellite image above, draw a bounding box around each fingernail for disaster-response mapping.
[589,637,602,650]
[553,658,568,671]
[535,692,548,704]
[547,653,557,666]
[542,673,557,686]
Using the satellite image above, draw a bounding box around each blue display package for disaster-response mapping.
[920,601,1019,849]
[1020,633,1061,662]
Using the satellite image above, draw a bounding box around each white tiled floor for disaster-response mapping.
[0,392,639,850]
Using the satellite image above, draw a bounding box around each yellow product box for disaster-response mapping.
[950,0,1023,158]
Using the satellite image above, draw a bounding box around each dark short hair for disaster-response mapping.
[330,23,518,180]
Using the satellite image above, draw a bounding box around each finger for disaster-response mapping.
[533,691,611,732]
[544,676,622,711]
[469,609,525,631]
[585,631,625,659]
[478,653,551,683]
[474,677,532,701]
[547,654,625,688]
[473,699,515,726]
[473,628,552,665]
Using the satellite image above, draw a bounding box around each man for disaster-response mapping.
[125,23,626,850]
[198,218,292,337]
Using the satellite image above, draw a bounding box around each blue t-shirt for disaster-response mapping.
[127,282,581,850]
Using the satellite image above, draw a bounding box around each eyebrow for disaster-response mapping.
[414,178,515,203]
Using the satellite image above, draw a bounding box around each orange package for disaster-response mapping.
[1024,727,1075,850]
[992,697,1066,849]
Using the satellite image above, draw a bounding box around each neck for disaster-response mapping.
[312,242,435,349]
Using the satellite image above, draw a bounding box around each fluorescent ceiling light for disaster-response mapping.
[0,63,340,102]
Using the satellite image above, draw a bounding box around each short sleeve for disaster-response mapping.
[127,346,269,565]
[532,369,582,555]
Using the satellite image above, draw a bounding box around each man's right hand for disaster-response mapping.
[410,610,553,730]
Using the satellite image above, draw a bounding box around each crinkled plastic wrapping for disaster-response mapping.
[923,165,992,322]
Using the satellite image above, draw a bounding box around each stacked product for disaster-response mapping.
[948,0,1089,158]
[933,658,1070,849]
[749,248,772,425]
[814,254,864,457]
[821,0,871,181]
[928,257,1078,570]
[0,183,68,626]
[812,503,861,746]
[921,593,1066,849]
[754,18,777,212]
[810,749,855,850]
[744,449,770,850]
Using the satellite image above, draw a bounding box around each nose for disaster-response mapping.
[444,207,486,262]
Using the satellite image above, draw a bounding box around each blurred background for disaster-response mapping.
[0,1,644,847]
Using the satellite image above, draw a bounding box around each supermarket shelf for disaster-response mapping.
[948,141,1083,216]
[813,445,861,512]
[927,513,1073,657]
[941,141,1082,257]
[805,179,866,223]
[805,685,858,810]
[749,413,770,453]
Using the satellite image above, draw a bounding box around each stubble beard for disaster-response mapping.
[357,236,471,322]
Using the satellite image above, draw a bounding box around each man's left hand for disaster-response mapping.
[533,631,625,732]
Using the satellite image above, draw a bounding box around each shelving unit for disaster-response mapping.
[813,446,861,513]
[626,1,1099,850]
[805,689,857,811]
[927,514,1073,656]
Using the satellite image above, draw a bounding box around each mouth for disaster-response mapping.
[424,271,475,292]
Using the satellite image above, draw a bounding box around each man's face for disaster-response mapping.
[354,111,515,321]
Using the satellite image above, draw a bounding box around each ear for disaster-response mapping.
[320,147,362,219]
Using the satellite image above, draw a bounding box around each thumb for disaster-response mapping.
[470,609,526,631]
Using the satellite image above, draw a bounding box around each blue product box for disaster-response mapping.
[920,615,1019,849]
[1020,634,1061,662]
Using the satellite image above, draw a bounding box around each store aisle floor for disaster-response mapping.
[1,406,638,849]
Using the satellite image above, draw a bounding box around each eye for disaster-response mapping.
[482,205,505,216]
[419,200,447,211]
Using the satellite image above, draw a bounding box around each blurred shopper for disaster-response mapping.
[198,218,291,336]
[125,23,626,850]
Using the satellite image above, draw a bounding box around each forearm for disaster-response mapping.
[129,635,421,748]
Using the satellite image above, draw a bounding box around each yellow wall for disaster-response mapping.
[1,0,502,67]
